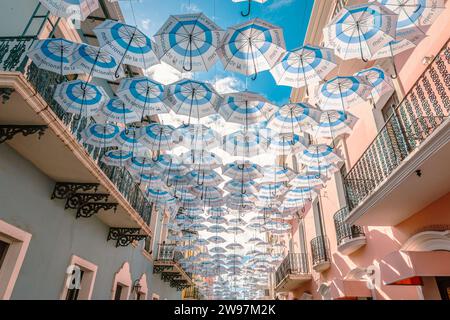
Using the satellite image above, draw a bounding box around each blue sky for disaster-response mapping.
[119,0,314,105]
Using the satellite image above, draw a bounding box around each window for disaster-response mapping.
[0,240,9,270]
[136,292,144,300]
[114,284,124,300]
[381,92,400,122]
[313,200,325,237]
[66,269,85,300]
[144,237,152,254]
[60,255,97,300]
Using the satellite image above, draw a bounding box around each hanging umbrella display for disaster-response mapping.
[192,186,223,200]
[258,182,288,198]
[323,2,398,61]
[207,225,227,234]
[116,77,169,121]
[165,79,222,125]
[290,171,327,188]
[71,43,125,81]
[305,109,358,140]
[259,165,295,184]
[223,180,259,195]
[297,144,343,173]
[172,124,220,151]
[208,235,227,244]
[267,102,321,135]
[101,150,132,167]
[218,19,285,80]
[80,123,120,148]
[268,133,309,160]
[99,98,140,125]
[270,45,337,95]
[139,123,175,157]
[227,226,245,234]
[208,207,228,217]
[210,247,227,254]
[316,76,372,111]
[181,150,222,170]
[114,127,146,154]
[355,67,395,105]
[222,130,268,157]
[93,19,160,76]
[39,0,99,21]
[53,80,108,119]
[154,13,224,72]
[285,187,319,202]
[187,170,224,187]
[232,0,268,17]
[126,155,160,176]
[27,38,78,75]
[146,188,175,203]
[305,162,340,177]
[222,160,263,181]
[218,92,276,128]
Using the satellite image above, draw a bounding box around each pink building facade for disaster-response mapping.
[274,0,450,300]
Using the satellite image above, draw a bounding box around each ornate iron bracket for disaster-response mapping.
[153,265,174,274]
[51,182,100,200]
[0,88,15,104]
[107,228,147,247]
[161,272,181,283]
[65,193,110,209]
[0,125,47,144]
[76,202,118,219]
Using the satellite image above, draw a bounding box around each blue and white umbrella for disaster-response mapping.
[153,154,185,172]
[316,76,371,111]
[114,127,147,155]
[305,109,358,140]
[226,242,244,250]
[268,133,309,158]
[207,215,228,225]
[187,170,224,186]
[71,43,124,81]
[227,226,245,235]
[297,144,343,170]
[355,67,394,105]
[259,165,295,184]
[223,180,259,195]
[27,38,78,75]
[39,0,99,21]
[181,150,222,170]
[210,247,227,254]
[218,18,285,79]
[101,150,132,167]
[172,124,220,151]
[225,193,255,211]
[116,76,169,120]
[218,92,276,128]
[323,2,398,61]
[222,160,263,181]
[146,188,174,203]
[208,207,228,217]
[80,123,120,148]
[208,235,227,244]
[94,19,160,75]
[203,196,225,208]
[207,225,227,234]
[99,98,140,124]
[285,187,319,202]
[305,162,340,176]
[154,13,224,72]
[222,130,268,157]
[270,45,337,94]
[53,80,108,119]
[258,182,288,197]
[139,123,175,155]
[126,156,160,176]
[192,186,223,200]
[165,79,221,124]
[268,102,321,135]
[291,172,327,188]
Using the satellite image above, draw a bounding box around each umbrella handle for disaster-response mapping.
[241,0,252,17]
[251,72,257,81]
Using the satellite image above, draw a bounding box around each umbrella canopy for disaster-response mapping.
[218,92,276,128]
[80,123,120,148]
[268,102,321,135]
[173,124,220,151]
[187,170,224,187]
[71,43,125,81]
[101,150,132,167]
[53,80,108,119]
[222,130,268,157]
[306,110,358,140]
[94,19,160,73]
[126,156,160,176]
[324,2,398,61]
[139,123,175,154]
[146,188,175,203]
[114,127,147,154]
[218,18,285,79]
[291,172,327,188]
[165,79,222,124]
[181,150,222,170]
[355,67,394,104]
[207,225,227,234]
[154,13,224,72]
[222,160,263,181]
[192,186,223,200]
[27,38,78,75]
[99,98,140,124]
[39,0,99,21]
[223,180,259,195]
[259,165,295,184]
[268,133,309,157]
[316,76,371,110]
[297,144,343,170]
[270,45,337,93]
[116,76,169,120]
[208,207,229,217]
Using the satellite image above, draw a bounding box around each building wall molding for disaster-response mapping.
[111,262,132,300]
[401,230,450,252]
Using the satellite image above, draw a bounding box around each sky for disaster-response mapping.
[119,0,314,105]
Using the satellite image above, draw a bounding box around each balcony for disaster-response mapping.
[311,235,331,272]
[182,286,201,300]
[344,39,450,226]
[274,253,311,292]
[153,243,193,291]
[333,207,366,255]
[0,36,152,244]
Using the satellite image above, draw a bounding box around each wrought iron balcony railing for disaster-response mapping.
[0,36,153,226]
[344,40,450,211]
[310,235,331,267]
[333,207,365,246]
[275,253,310,286]
[155,243,184,263]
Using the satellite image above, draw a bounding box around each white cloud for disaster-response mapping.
[181,3,201,13]
[208,76,245,95]
[140,18,151,31]
[268,0,294,10]
[145,61,192,85]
